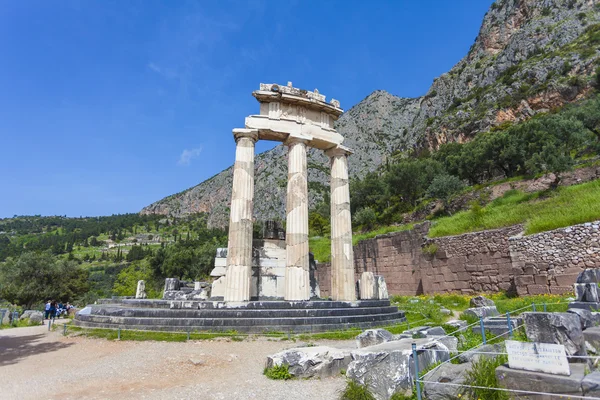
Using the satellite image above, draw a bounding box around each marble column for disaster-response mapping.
[285,137,311,301]
[327,146,356,302]
[224,129,258,302]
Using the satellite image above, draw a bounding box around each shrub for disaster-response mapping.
[339,380,376,400]
[463,355,509,400]
[427,174,465,205]
[421,243,439,256]
[263,364,293,380]
[353,207,377,231]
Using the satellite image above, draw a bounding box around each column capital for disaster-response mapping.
[284,135,310,147]
[325,145,353,158]
[233,128,259,143]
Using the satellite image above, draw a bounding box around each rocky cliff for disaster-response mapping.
[141,0,600,226]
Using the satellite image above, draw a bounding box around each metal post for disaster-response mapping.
[543,303,547,312]
[63,324,67,336]
[480,317,487,345]
[412,343,423,400]
[187,329,190,341]
[506,312,513,337]
[532,303,536,312]
[12,311,18,326]
[117,327,121,340]
[48,319,51,331]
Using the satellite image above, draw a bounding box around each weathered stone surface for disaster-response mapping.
[423,362,471,400]
[583,326,600,353]
[567,308,596,330]
[581,371,600,396]
[462,306,499,320]
[20,310,43,325]
[470,296,495,308]
[0,309,11,325]
[445,320,467,330]
[164,278,180,292]
[135,280,147,299]
[496,363,585,397]
[359,271,376,300]
[347,338,452,400]
[266,346,352,378]
[577,269,600,284]
[523,312,587,360]
[356,329,394,348]
[375,275,389,300]
[458,343,505,364]
[575,283,600,303]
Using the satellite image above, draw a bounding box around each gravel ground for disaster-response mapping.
[0,324,348,400]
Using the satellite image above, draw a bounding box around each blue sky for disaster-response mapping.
[0,0,493,218]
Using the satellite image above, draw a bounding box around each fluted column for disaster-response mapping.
[327,146,356,302]
[285,137,311,301]
[225,129,258,302]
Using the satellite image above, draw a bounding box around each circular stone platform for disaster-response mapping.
[73,299,406,333]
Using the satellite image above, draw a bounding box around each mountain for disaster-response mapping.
[141,0,600,227]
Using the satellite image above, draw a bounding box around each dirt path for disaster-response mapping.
[0,324,347,400]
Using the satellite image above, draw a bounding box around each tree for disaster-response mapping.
[309,211,329,236]
[353,207,377,231]
[427,174,466,209]
[113,260,160,298]
[0,252,89,309]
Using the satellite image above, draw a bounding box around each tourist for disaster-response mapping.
[44,300,51,320]
[49,300,57,320]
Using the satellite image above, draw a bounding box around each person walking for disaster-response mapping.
[49,300,57,322]
[44,300,51,320]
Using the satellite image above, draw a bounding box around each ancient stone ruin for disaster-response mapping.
[73,83,402,333]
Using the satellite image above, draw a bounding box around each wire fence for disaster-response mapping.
[412,301,600,400]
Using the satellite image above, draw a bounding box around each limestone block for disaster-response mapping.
[523,312,587,360]
[356,329,394,348]
[0,309,9,325]
[496,363,585,397]
[20,310,43,325]
[574,283,600,302]
[462,306,500,320]
[423,362,471,400]
[581,371,600,396]
[375,275,389,300]
[347,338,452,400]
[469,295,495,308]
[164,278,180,292]
[577,268,600,283]
[359,272,376,300]
[135,280,147,299]
[567,308,596,330]
[266,346,352,378]
[211,276,226,298]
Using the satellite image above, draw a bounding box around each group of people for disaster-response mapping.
[44,300,73,320]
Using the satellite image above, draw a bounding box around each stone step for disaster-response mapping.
[96,299,393,310]
[89,306,400,319]
[72,317,408,334]
[471,316,524,336]
[77,311,406,328]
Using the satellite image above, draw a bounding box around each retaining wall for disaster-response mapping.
[315,220,600,297]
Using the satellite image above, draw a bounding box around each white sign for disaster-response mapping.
[505,340,570,376]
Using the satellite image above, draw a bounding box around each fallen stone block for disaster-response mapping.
[462,306,499,320]
[577,269,600,284]
[356,329,394,348]
[583,326,600,352]
[569,301,600,312]
[582,370,600,397]
[266,346,352,378]
[523,312,587,361]
[496,363,585,398]
[568,308,596,330]
[445,320,467,330]
[457,342,505,364]
[469,295,495,308]
[423,362,471,400]
[574,283,600,303]
[347,338,452,400]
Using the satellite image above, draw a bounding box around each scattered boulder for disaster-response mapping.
[423,362,472,400]
[469,296,495,308]
[445,320,467,330]
[462,306,499,320]
[266,346,352,378]
[347,338,452,400]
[567,308,596,330]
[439,307,451,316]
[583,326,600,352]
[19,310,43,325]
[402,326,445,338]
[356,329,394,348]
[523,312,587,360]
[0,309,10,325]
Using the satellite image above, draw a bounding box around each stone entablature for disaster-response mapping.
[223,82,355,302]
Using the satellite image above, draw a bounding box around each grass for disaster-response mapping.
[338,380,377,400]
[309,224,414,263]
[429,180,600,237]
[67,325,245,341]
[263,364,293,380]
[463,355,510,400]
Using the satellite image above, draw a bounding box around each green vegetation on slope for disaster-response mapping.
[429,179,600,237]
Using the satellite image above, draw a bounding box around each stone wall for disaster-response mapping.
[509,221,600,295]
[315,221,600,297]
